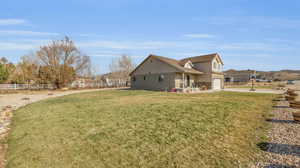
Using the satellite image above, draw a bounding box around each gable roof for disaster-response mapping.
[130,53,223,76]
[152,55,203,74]
[179,53,224,65]
[129,54,203,76]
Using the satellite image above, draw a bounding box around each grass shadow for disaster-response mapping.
[272,106,290,109]
[258,142,300,157]
[264,164,296,168]
[266,119,298,124]
[264,164,297,168]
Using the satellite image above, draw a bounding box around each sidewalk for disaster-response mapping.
[223,88,284,94]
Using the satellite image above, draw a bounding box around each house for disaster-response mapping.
[129,53,224,91]
[99,72,128,87]
[71,77,96,88]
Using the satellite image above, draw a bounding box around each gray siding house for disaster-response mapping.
[130,53,224,91]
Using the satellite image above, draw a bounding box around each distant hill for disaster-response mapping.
[224,69,300,81]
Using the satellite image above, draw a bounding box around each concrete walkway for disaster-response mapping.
[0,88,128,111]
[223,88,284,94]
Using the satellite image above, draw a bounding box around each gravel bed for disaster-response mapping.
[256,99,300,168]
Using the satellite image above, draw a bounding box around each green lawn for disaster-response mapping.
[6,90,275,168]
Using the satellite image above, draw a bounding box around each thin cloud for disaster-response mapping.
[79,33,103,37]
[0,42,36,50]
[183,34,216,38]
[219,42,293,52]
[78,41,179,50]
[78,40,214,50]
[205,16,300,29]
[78,40,286,52]
[0,30,59,36]
[89,52,124,57]
[0,19,28,25]
[89,52,141,58]
[0,39,50,51]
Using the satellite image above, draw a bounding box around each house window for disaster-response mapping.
[184,61,193,69]
[144,76,146,80]
[214,62,217,69]
[158,74,164,82]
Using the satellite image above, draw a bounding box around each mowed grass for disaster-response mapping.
[6,90,275,168]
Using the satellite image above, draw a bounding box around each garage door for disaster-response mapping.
[213,79,221,90]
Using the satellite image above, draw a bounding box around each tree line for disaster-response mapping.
[0,37,135,89]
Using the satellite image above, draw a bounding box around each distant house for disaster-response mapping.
[224,70,256,83]
[129,53,224,91]
[100,72,128,87]
[71,77,96,88]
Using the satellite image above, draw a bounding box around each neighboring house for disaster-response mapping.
[100,72,128,87]
[71,77,93,88]
[224,70,256,83]
[130,53,224,91]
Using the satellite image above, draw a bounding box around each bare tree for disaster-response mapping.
[109,55,135,81]
[7,55,39,84]
[0,57,8,64]
[33,37,91,88]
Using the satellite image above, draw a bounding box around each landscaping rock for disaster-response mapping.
[290,104,300,109]
[293,112,300,122]
[286,96,296,101]
[256,100,300,167]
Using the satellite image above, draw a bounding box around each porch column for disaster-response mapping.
[182,73,185,88]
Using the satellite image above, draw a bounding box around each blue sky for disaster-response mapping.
[0,0,299,73]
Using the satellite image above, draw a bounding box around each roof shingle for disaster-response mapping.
[150,55,203,74]
[130,53,222,76]
[179,53,223,65]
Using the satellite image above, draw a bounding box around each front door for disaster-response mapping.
[187,75,190,87]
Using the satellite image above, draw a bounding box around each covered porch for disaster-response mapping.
[175,72,211,92]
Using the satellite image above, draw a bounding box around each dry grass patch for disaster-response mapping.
[6,90,275,168]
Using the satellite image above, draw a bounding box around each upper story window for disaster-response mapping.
[144,76,146,80]
[213,61,223,72]
[184,61,193,69]
[213,62,218,70]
